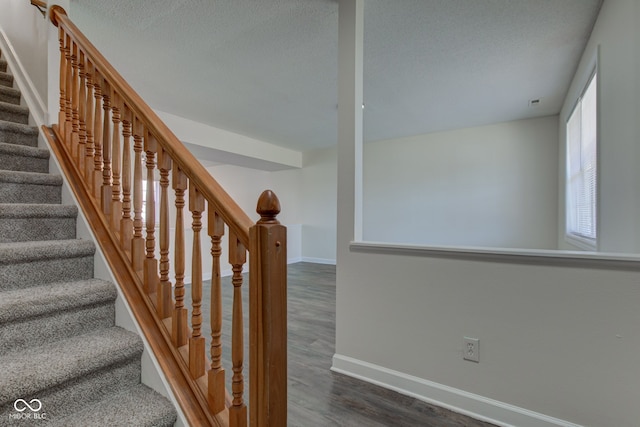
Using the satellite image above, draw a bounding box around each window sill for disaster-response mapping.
[350,241,640,270]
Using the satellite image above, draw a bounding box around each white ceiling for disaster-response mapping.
[71,0,603,152]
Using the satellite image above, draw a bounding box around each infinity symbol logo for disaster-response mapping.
[14,399,42,412]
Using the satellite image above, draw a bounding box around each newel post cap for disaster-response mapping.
[49,5,67,27]
[256,190,281,224]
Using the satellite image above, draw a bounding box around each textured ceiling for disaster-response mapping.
[70,0,602,151]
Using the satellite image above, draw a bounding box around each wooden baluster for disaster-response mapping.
[120,106,133,251]
[70,41,80,160]
[131,118,145,276]
[144,131,158,295]
[208,209,225,413]
[172,168,188,347]
[249,190,288,427]
[77,49,87,173]
[84,59,95,186]
[157,148,172,319]
[189,185,205,378]
[110,91,123,231]
[57,26,67,133]
[101,79,112,218]
[92,73,103,198]
[64,34,72,146]
[229,233,247,427]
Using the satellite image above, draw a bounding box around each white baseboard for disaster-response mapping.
[301,257,336,265]
[331,354,582,427]
[0,28,48,126]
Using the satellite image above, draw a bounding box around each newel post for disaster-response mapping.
[249,190,287,427]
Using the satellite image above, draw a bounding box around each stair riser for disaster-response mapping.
[0,216,76,243]
[0,304,114,356]
[0,182,61,204]
[0,61,6,73]
[0,357,141,421]
[0,255,93,291]
[0,108,28,125]
[0,152,48,173]
[0,73,12,88]
[0,127,38,147]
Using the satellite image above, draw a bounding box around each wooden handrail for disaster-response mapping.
[46,5,287,427]
[49,6,253,247]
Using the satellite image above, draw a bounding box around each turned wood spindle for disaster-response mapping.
[77,49,87,172]
[157,148,172,319]
[57,27,66,133]
[64,34,72,146]
[84,60,95,186]
[70,41,80,159]
[208,209,226,413]
[120,107,133,250]
[189,185,205,378]
[229,233,247,427]
[172,168,188,347]
[131,119,145,276]
[92,73,103,198]
[110,91,123,231]
[143,131,158,295]
[101,80,112,218]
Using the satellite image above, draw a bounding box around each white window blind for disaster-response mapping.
[566,73,597,245]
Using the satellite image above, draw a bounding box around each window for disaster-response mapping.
[566,72,597,249]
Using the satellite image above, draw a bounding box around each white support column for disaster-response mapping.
[335,0,364,356]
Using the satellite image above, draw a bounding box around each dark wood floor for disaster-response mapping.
[196,262,496,426]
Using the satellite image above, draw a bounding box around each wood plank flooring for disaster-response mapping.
[196,262,496,426]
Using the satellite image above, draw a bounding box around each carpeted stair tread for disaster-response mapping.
[0,100,29,124]
[0,205,77,242]
[0,279,116,355]
[0,239,94,264]
[0,169,61,185]
[0,70,12,88]
[0,278,115,324]
[0,141,50,173]
[0,119,39,146]
[0,204,77,242]
[0,57,6,73]
[0,142,49,159]
[0,85,20,105]
[0,169,62,204]
[0,326,143,406]
[49,384,177,427]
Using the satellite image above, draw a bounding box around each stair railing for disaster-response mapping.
[44,6,287,427]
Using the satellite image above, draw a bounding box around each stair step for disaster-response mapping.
[49,384,177,427]
[0,70,13,88]
[0,169,62,204]
[0,119,39,147]
[0,203,77,242]
[0,100,29,124]
[0,58,6,73]
[0,85,20,105]
[0,239,94,291]
[0,141,49,173]
[0,278,116,355]
[0,327,143,421]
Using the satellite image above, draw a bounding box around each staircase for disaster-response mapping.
[0,51,177,426]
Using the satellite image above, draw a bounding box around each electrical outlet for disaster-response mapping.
[463,337,479,362]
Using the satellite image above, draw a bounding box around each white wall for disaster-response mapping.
[558,0,640,253]
[297,147,338,263]
[0,0,48,107]
[336,1,640,426]
[364,116,559,249]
